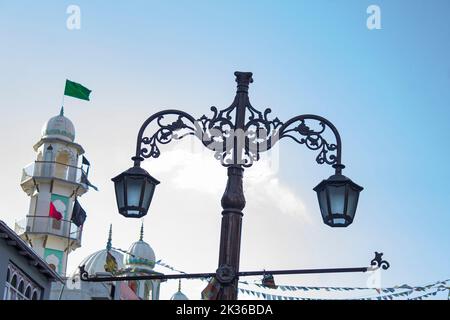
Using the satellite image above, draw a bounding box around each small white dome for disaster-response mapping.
[124,240,156,270]
[171,291,189,300]
[41,107,75,142]
[75,249,124,275]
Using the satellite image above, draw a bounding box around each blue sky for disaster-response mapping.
[0,1,449,299]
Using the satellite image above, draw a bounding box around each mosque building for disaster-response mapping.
[52,223,165,300]
[4,108,189,300]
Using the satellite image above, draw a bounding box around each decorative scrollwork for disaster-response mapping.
[136,108,341,168]
[138,112,197,159]
[134,74,342,170]
[79,265,89,281]
[370,252,390,270]
[197,105,235,164]
[242,105,283,167]
[277,115,341,166]
[194,102,284,167]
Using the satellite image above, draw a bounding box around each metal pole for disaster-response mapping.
[216,72,253,300]
[79,265,379,283]
[216,166,245,299]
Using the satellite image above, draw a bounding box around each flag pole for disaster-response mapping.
[61,79,66,109]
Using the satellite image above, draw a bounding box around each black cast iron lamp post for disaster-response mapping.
[112,72,364,299]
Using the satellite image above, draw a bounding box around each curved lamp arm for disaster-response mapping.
[133,109,200,166]
[132,109,345,174]
[275,114,344,174]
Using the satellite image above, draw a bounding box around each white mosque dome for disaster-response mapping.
[124,240,156,270]
[41,107,75,142]
[75,249,124,275]
[74,225,124,276]
[170,291,189,300]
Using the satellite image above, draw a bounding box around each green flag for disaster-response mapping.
[64,79,91,101]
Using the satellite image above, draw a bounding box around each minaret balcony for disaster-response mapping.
[21,161,89,195]
[15,215,83,249]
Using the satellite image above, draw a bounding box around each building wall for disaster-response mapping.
[0,237,53,300]
[50,279,118,300]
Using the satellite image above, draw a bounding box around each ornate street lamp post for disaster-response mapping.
[112,72,363,300]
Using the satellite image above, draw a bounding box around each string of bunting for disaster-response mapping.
[112,246,449,300]
[238,279,450,294]
[237,286,449,301]
[113,247,202,277]
[408,287,448,300]
[237,281,449,301]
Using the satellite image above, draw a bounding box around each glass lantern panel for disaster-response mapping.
[115,178,125,208]
[142,180,156,212]
[127,210,141,216]
[327,184,346,215]
[332,218,347,226]
[346,186,360,220]
[318,188,329,220]
[126,177,144,208]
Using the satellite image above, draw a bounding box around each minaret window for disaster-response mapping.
[55,151,71,180]
[40,145,54,177]
[45,145,53,159]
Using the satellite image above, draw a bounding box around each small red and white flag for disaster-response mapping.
[49,202,63,220]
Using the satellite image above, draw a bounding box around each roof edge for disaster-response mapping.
[0,220,63,283]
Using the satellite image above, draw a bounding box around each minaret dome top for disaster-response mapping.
[41,107,75,142]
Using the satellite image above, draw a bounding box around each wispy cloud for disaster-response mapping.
[143,140,310,222]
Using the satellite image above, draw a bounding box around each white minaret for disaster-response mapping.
[17,107,90,276]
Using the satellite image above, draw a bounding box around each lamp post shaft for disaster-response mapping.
[217,166,245,300]
[233,71,253,164]
[216,72,252,300]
